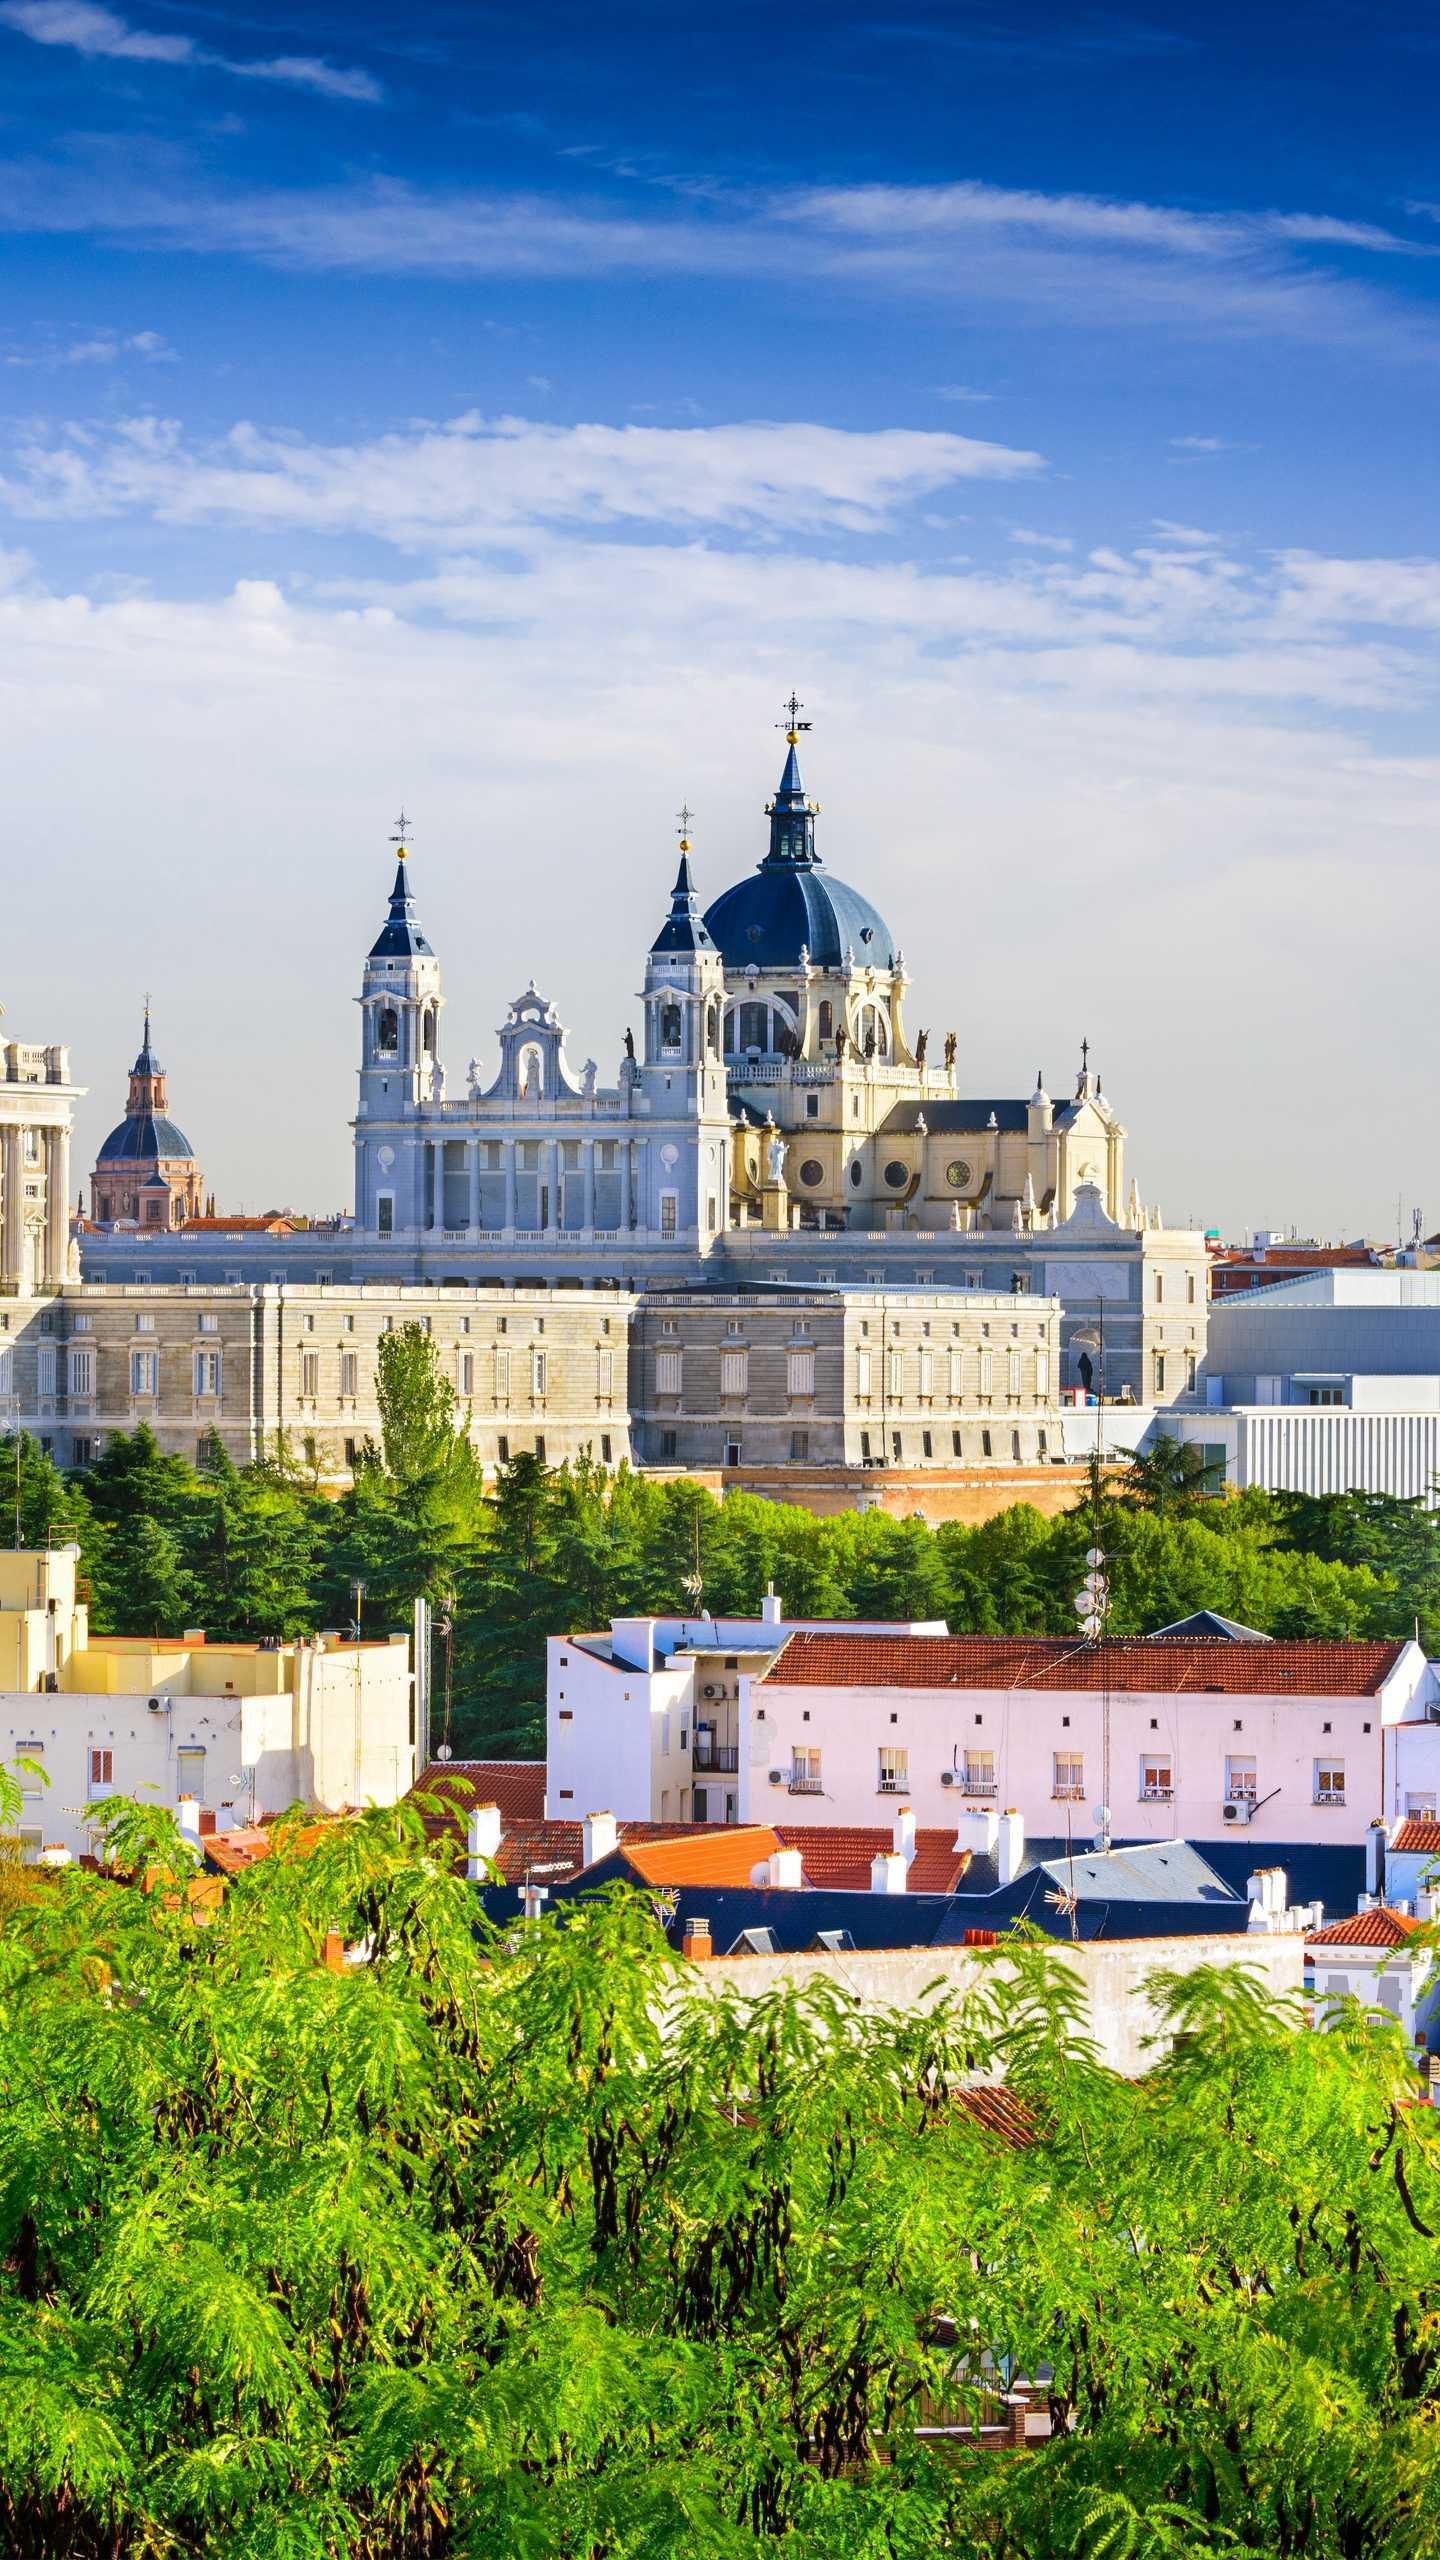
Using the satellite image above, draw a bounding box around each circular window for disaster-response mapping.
[945,1159,973,1190]
[798,1158,824,1187]
[883,1160,910,1190]
[849,1160,863,1188]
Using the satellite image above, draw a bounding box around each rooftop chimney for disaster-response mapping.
[1366,1820,1388,1901]
[682,1916,713,1962]
[892,1803,917,1863]
[176,1796,202,1841]
[582,1810,618,1868]
[761,1585,783,1627]
[522,1882,549,1922]
[870,1849,908,1895]
[466,1802,503,1879]
[767,1846,804,1890]
[996,1809,1024,1888]
[953,1805,1000,1858]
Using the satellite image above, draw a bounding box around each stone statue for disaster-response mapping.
[466,1056,481,1096]
[623,1026,635,1062]
[581,1057,597,1099]
[943,1031,957,1069]
[835,1024,847,1059]
[429,1059,444,1102]
[767,1129,787,1184]
[864,1026,876,1059]
[915,1028,928,1066]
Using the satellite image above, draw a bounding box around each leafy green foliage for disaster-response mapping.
[0,1811,1436,2556]
[34,1322,1440,1755]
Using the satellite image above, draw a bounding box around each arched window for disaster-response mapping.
[876,1015,889,1058]
[660,1001,683,1051]
[377,1007,398,1055]
[818,999,833,1042]
[739,1001,768,1051]
[706,1002,720,1056]
[421,1007,437,1056]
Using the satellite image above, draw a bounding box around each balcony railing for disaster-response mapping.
[788,1775,824,1795]
[693,1745,739,1774]
[876,1778,908,1795]
[961,1777,997,1798]
[1314,1791,1346,1807]
[1052,1785,1085,1801]
[1140,1785,1174,1803]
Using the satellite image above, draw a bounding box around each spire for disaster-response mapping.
[651,808,715,954]
[132,996,160,1078]
[764,690,818,870]
[368,818,434,960]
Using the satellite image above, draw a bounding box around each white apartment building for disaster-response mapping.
[547,1608,1431,1846]
[0,1547,415,1860]
[546,1595,947,1826]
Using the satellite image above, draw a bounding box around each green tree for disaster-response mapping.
[0,1799,1437,2556]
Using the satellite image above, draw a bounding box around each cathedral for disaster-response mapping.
[353,708,1129,1260]
[89,1008,204,1231]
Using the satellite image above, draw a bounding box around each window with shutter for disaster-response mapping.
[786,1348,814,1398]
[721,1350,748,1397]
[655,1350,682,1397]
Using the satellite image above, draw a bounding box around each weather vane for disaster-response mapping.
[777,690,812,746]
[676,802,695,851]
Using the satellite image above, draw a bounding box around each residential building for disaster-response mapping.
[0,1545,415,1860]
[1209,1239,1383,1300]
[1305,1906,1438,2054]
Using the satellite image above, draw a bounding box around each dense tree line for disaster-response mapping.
[8,1326,1440,1756]
[0,1786,1437,2557]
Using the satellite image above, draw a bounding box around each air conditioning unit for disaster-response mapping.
[147,1696,165,1716]
[1222,1800,1253,1825]
[940,1770,955,1788]
[768,1768,783,1786]
[703,1684,718,1699]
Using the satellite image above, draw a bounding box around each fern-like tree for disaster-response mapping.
[0,1770,1437,2557]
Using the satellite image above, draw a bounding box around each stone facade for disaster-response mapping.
[634,1287,1064,1471]
[3,1282,633,1477]
[0,1039,81,1297]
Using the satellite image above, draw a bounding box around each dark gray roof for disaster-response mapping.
[1148,1610,1273,1643]
[369,855,433,960]
[881,1099,1030,1136]
[95,1111,195,1164]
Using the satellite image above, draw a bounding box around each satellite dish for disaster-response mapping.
[436,1742,452,1763]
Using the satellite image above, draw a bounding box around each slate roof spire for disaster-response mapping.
[368,822,434,961]
[765,690,818,869]
[650,807,716,954]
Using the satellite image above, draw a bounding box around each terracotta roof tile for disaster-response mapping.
[622,1828,782,1887]
[412,1761,546,1822]
[1391,1819,1440,1857]
[762,1631,1406,1699]
[956,2086,1041,2148]
[1306,1906,1422,1948]
[773,1824,971,1895]
[485,1817,727,1886]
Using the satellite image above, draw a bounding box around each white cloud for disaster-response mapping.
[0,412,1045,543]
[1009,527,1073,552]
[934,383,996,403]
[0,0,382,101]
[4,324,175,366]
[1273,551,1440,631]
[1169,434,1236,453]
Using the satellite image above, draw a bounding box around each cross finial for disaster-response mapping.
[1080,1035,1090,1074]
[676,802,695,852]
[777,689,812,745]
[390,808,413,853]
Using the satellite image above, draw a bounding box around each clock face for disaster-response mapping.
[945,1159,972,1190]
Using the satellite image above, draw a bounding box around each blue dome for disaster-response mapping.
[95,1112,195,1164]
[702,730,898,970]
[703,865,896,972]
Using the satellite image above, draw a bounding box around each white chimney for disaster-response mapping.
[952,1804,999,1857]
[870,1850,908,1895]
[582,1810,618,1868]
[466,1803,503,1879]
[996,1809,1024,1888]
[1365,1820,1388,1900]
[215,1802,237,1836]
[522,1882,549,1922]
[177,1796,202,1840]
[767,1847,804,1890]
[892,1803,917,1863]
[761,1585,783,1627]
[37,1843,70,1869]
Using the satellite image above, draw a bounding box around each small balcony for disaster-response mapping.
[876,1778,908,1796]
[692,1744,739,1774]
[1139,1785,1174,1803]
[1313,1792,1346,1808]
[961,1777,997,1798]
[788,1774,824,1795]
[1052,1785,1085,1802]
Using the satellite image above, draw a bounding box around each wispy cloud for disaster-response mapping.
[1169,434,1239,454]
[5,324,175,366]
[0,412,1044,545]
[0,0,383,102]
[934,383,996,403]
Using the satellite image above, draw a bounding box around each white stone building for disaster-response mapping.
[0,1546,415,1861]
[0,1036,81,1297]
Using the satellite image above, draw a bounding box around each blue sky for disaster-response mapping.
[1,0,1437,1236]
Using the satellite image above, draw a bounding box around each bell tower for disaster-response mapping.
[357,816,445,1116]
[636,810,731,1244]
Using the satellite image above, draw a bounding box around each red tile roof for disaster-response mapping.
[622,1827,782,1887]
[412,1761,546,1822]
[1391,1819,1440,1857]
[471,1816,728,1886]
[956,2086,1041,2148]
[1306,1907,1422,1948]
[773,1823,971,1895]
[761,1631,1407,1698]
